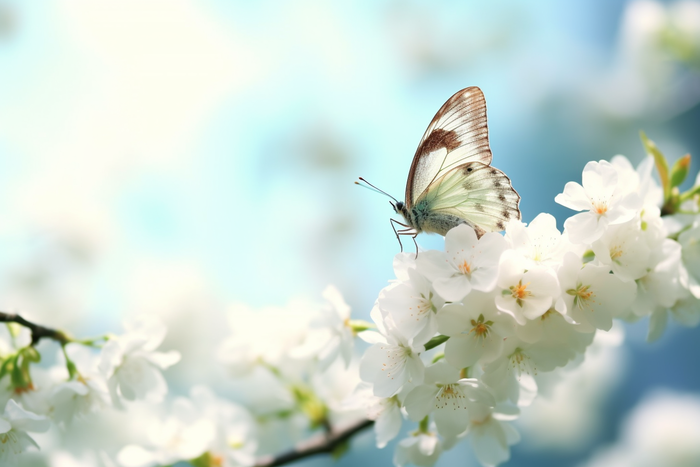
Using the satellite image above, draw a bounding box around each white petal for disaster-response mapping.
[404,385,439,422]
[375,403,402,448]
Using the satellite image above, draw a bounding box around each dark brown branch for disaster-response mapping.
[254,418,374,467]
[0,311,69,346]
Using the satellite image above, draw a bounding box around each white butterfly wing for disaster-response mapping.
[418,161,521,235]
[406,87,492,206]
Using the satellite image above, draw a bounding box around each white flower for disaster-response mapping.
[505,213,573,268]
[393,430,443,467]
[436,292,514,368]
[218,302,311,376]
[189,386,257,467]
[346,383,403,449]
[404,362,495,438]
[556,252,636,332]
[359,309,424,398]
[49,379,108,425]
[631,239,686,320]
[99,317,181,408]
[117,398,216,467]
[591,222,651,282]
[556,160,641,244]
[417,225,507,302]
[495,250,560,325]
[378,268,444,347]
[466,415,520,467]
[678,218,700,298]
[49,344,109,424]
[0,399,50,465]
[300,285,354,371]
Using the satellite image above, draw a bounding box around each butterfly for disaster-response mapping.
[357,86,521,252]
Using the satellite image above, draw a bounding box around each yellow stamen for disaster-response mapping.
[458,260,471,275]
[510,281,531,300]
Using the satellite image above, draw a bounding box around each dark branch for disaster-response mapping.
[254,418,374,467]
[0,311,69,346]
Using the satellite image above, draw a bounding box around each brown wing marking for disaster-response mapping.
[405,87,493,207]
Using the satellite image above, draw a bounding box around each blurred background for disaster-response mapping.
[0,0,699,466]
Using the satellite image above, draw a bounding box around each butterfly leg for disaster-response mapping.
[390,218,408,252]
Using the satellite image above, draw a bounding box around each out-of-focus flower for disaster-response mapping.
[0,399,50,465]
[393,429,443,467]
[99,317,180,409]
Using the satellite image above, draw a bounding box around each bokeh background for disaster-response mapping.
[0,0,699,466]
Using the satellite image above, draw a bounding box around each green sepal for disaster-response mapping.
[640,131,670,201]
[0,356,14,381]
[22,346,41,363]
[582,250,595,263]
[348,319,375,334]
[431,352,445,363]
[424,334,449,351]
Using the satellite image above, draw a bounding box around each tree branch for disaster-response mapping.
[254,418,374,467]
[0,311,69,346]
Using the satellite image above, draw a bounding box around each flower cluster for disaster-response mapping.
[0,316,180,465]
[357,147,700,466]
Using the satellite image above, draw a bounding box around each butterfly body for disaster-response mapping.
[359,86,520,251]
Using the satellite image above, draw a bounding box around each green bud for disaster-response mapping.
[670,154,691,188]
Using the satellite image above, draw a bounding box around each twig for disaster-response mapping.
[0,311,69,346]
[254,418,374,467]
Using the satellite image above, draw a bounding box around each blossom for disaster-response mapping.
[466,415,520,467]
[378,268,444,347]
[0,399,50,465]
[436,293,514,368]
[300,285,354,371]
[678,218,700,298]
[504,213,572,268]
[393,430,443,467]
[556,252,636,332]
[591,222,651,282]
[555,160,641,244]
[495,250,560,325]
[49,344,109,425]
[417,224,507,302]
[359,308,424,397]
[99,317,181,408]
[404,362,495,438]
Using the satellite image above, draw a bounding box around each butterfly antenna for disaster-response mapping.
[355,177,399,203]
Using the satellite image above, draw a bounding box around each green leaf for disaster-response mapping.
[431,352,445,363]
[640,131,670,201]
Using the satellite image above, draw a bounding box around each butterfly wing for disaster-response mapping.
[405,87,492,207]
[415,161,521,236]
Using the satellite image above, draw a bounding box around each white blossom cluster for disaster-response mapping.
[0,317,181,466]
[1,152,700,467]
[357,154,700,466]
